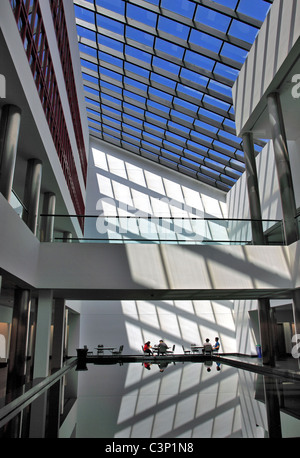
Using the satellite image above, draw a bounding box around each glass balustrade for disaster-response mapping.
[39,214,285,245]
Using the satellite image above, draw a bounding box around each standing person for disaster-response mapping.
[143,341,153,355]
[157,339,168,355]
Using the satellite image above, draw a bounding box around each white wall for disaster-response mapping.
[233,0,300,136]
[79,138,237,354]
[226,135,300,354]
[85,138,228,242]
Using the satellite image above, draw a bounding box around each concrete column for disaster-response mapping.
[40,192,56,242]
[258,298,276,366]
[23,159,42,235]
[242,134,276,364]
[7,289,31,392]
[267,92,298,245]
[0,104,22,201]
[33,290,53,379]
[51,298,66,372]
[263,376,282,438]
[242,132,265,245]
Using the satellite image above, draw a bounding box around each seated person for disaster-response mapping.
[202,338,213,354]
[212,337,220,352]
[157,339,168,355]
[143,341,153,355]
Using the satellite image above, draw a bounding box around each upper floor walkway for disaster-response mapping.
[0,193,298,301]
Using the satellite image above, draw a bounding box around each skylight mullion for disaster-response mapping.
[75,0,272,191]
[83,78,243,158]
[81,7,247,72]
[123,0,254,51]
[80,33,237,92]
[89,127,238,191]
[84,80,242,161]
[189,0,267,28]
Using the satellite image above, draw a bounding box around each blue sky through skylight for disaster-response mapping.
[74,0,272,191]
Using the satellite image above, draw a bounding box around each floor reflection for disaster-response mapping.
[1,359,300,438]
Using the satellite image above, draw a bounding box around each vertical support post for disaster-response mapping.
[258,299,276,366]
[23,159,42,235]
[263,376,282,438]
[29,290,53,438]
[0,104,22,201]
[51,298,66,372]
[242,132,265,245]
[267,92,298,245]
[40,192,56,242]
[242,134,276,364]
[33,290,53,378]
[7,289,31,392]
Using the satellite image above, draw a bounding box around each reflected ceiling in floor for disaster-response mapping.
[74,0,272,191]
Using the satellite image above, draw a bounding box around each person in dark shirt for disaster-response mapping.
[157,339,168,355]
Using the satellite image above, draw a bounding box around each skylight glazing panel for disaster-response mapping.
[97,15,124,36]
[127,3,158,28]
[229,20,258,44]
[74,0,271,190]
[158,16,190,40]
[125,45,152,65]
[214,63,239,83]
[96,0,125,15]
[184,50,215,72]
[124,62,150,80]
[212,0,238,8]
[155,38,185,60]
[177,81,205,98]
[161,0,196,19]
[195,6,231,33]
[220,43,248,63]
[189,29,223,54]
[152,56,180,76]
[74,5,94,23]
[77,25,96,42]
[79,42,97,58]
[98,51,123,69]
[98,34,123,54]
[237,0,271,21]
[100,68,123,84]
[126,26,154,48]
[150,73,177,90]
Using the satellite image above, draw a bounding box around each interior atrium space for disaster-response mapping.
[1,0,300,440]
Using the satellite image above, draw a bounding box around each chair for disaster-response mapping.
[111,345,123,355]
[203,344,212,355]
[97,344,104,355]
[182,345,190,354]
[166,344,175,354]
[191,345,199,353]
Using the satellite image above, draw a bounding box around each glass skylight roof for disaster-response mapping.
[74,0,272,192]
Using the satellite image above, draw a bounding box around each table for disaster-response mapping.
[152,345,172,354]
[190,345,203,353]
[95,346,116,354]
